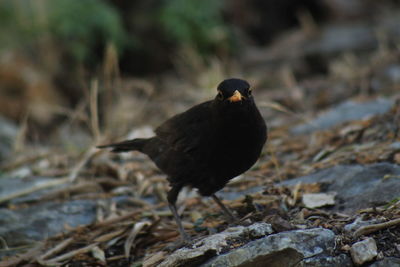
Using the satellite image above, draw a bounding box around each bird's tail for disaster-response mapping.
[97,138,148,153]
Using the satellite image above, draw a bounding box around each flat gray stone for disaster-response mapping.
[299,253,353,267]
[302,15,400,57]
[279,163,400,213]
[201,228,336,267]
[159,223,274,267]
[304,24,376,55]
[291,98,393,134]
[369,257,400,267]
[0,199,97,247]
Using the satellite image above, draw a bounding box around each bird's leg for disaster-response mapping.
[211,194,236,223]
[167,184,190,243]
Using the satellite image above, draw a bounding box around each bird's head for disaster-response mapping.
[216,78,252,104]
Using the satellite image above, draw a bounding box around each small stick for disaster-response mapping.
[0,177,70,204]
[68,146,97,182]
[124,221,151,258]
[94,229,126,243]
[38,237,74,260]
[354,218,400,237]
[90,79,101,141]
[38,243,99,265]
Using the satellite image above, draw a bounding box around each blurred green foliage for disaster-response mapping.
[0,1,39,48]
[0,0,232,72]
[0,0,129,64]
[159,0,231,55]
[47,0,129,63]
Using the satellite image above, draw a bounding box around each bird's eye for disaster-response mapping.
[248,89,252,96]
[217,91,224,100]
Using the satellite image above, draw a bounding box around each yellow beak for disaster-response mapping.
[228,90,243,102]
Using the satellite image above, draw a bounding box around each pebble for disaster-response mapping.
[350,238,378,266]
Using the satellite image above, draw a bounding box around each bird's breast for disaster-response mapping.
[213,117,266,179]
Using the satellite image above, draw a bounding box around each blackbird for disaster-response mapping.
[98,78,267,242]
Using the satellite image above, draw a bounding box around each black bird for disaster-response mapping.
[98,78,267,242]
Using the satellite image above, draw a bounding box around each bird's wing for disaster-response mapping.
[155,101,214,155]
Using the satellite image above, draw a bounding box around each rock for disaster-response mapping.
[390,142,400,150]
[243,13,400,70]
[0,115,18,163]
[299,253,353,267]
[246,223,274,238]
[291,98,393,134]
[0,200,97,248]
[383,64,400,83]
[304,24,376,56]
[302,192,336,209]
[279,163,400,213]
[344,217,383,234]
[302,15,400,57]
[350,238,378,265]
[158,223,273,267]
[369,257,400,267]
[201,228,340,267]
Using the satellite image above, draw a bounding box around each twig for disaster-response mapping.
[68,146,97,182]
[38,243,99,265]
[94,229,126,243]
[13,113,28,153]
[358,207,385,214]
[0,243,44,267]
[259,101,297,116]
[90,79,101,141]
[0,237,8,250]
[354,217,400,237]
[38,237,74,260]
[258,101,314,126]
[268,146,283,182]
[107,255,126,262]
[0,152,50,172]
[237,212,255,223]
[124,221,151,258]
[95,210,143,227]
[37,181,103,201]
[95,203,164,227]
[0,177,70,204]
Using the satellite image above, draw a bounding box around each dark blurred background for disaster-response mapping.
[0,0,399,156]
